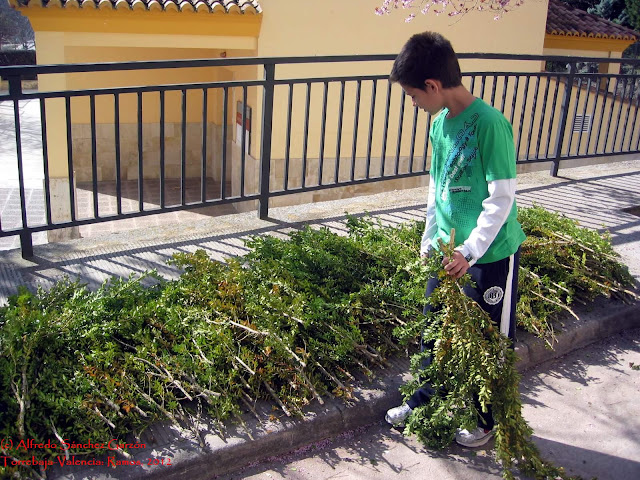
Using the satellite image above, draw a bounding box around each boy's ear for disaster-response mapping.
[424,79,439,92]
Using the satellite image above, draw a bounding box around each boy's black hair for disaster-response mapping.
[390,31,462,89]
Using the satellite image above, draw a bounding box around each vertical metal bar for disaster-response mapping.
[500,76,509,114]
[611,78,627,152]
[509,76,520,125]
[566,76,583,156]
[365,79,377,179]
[380,80,392,177]
[9,76,32,258]
[258,63,275,219]
[137,91,144,211]
[409,104,418,173]
[240,87,247,197]
[635,95,640,151]
[19,231,33,259]
[334,81,345,184]
[301,82,311,188]
[318,81,328,185]
[490,75,498,107]
[394,88,405,176]
[635,63,640,149]
[586,77,601,155]
[39,98,52,225]
[65,96,76,222]
[595,77,611,153]
[626,82,640,151]
[159,90,165,208]
[284,83,293,191]
[480,75,487,100]
[525,76,541,160]
[221,87,228,199]
[603,77,619,153]
[181,89,187,205]
[114,93,122,215]
[576,78,592,155]
[621,80,635,150]
[535,75,551,160]
[422,113,431,171]
[350,80,361,181]
[201,88,208,203]
[469,76,476,96]
[90,95,99,218]
[545,75,561,159]
[551,63,575,177]
[516,76,530,162]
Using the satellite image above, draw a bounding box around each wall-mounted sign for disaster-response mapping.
[236,101,251,155]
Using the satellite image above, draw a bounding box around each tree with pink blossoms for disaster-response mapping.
[375,0,526,21]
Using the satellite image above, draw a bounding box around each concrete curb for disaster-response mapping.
[50,300,640,480]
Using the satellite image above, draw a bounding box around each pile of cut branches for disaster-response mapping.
[399,232,578,479]
[517,206,637,344]
[0,206,635,479]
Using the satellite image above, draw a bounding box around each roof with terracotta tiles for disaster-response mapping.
[9,0,262,14]
[546,0,638,41]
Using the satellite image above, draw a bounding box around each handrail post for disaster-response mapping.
[20,231,33,259]
[8,74,34,258]
[550,61,575,177]
[258,62,275,219]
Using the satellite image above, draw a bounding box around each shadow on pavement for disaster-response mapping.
[0,204,426,303]
[532,436,640,479]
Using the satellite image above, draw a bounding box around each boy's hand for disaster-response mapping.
[442,251,470,279]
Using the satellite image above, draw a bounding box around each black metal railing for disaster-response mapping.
[1,53,639,258]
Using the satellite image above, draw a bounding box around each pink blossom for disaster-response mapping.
[375,0,522,20]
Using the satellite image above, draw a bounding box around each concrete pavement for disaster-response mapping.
[212,328,640,480]
[0,159,638,479]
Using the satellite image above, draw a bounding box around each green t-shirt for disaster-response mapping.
[429,98,525,263]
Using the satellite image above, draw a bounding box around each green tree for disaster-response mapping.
[0,8,18,49]
[588,0,632,27]
[627,0,640,30]
[0,1,34,50]
[562,0,601,11]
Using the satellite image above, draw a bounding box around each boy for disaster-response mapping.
[384,31,526,448]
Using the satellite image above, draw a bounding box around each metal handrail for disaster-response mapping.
[1,53,639,258]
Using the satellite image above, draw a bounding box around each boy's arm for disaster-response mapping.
[420,174,437,257]
[455,178,516,266]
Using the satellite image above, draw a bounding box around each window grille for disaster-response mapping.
[572,114,592,133]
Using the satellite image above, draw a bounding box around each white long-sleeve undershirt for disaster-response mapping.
[420,177,516,266]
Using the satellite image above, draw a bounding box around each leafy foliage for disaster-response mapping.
[0,1,34,50]
[588,0,633,27]
[399,233,578,479]
[517,206,637,344]
[0,207,636,479]
[628,0,640,30]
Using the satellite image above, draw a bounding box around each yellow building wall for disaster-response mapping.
[562,78,640,156]
[471,73,640,162]
[244,0,550,206]
[32,24,260,183]
[20,1,573,215]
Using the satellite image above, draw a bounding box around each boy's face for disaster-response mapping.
[402,80,443,115]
